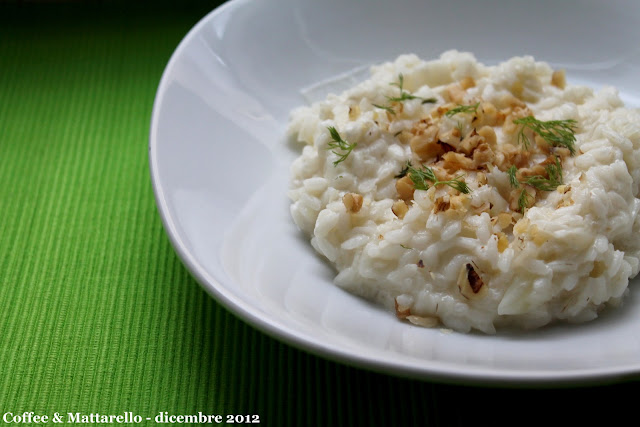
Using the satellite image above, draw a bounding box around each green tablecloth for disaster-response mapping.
[0,2,636,425]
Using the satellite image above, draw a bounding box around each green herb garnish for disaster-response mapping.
[388,74,415,100]
[517,188,534,213]
[372,103,396,115]
[395,161,412,179]
[508,157,564,212]
[326,126,357,166]
[513,116,577,154]
[374,74,436,115]
[445,102,480,117]
[407,165,471,194]
[507,165,520,188]
[523,157,563,192]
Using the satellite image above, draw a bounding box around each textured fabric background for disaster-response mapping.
[0,2,636,426]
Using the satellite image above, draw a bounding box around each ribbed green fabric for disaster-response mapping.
[0,3,636,426]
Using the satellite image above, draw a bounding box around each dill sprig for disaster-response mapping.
[389,73,406,91]
[523,157,563,192]
[509,157,564,212]
[513,116,577,155]
[445,102,480,117]
[507,165,520,188]
[326,126,357,166]
[373,74,436,115]
[517,189,534,213]
[388,73,414,100]
[387,92,419,103]
[408,165,471,194]
[394,161,412,178]
[372,103,396,115]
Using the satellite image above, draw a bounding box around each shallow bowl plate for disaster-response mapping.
[150,0,640,385]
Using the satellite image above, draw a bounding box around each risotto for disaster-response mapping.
[287,51,640,333]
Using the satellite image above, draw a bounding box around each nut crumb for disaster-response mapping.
[342,192,363,213]
[392,200,409,219]
[551,69,566,89]
[466,263,484,293]
[394,298,411,319]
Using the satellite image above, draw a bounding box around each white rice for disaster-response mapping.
[286,51,640,333]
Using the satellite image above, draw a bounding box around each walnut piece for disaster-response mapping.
[342,192,363,213]
[392,200,409,219]
[466,263,484,293]
[551,69,566,89]
[395,175,415,201]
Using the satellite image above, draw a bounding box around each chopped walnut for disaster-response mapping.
[508,186,536,211]
[529,224,547,246]
[518,163,547,179]
[472,142,495,169]
[589,261,606,278]
[534,135,552,153]
[473,202,491,214]
[476,125,497,146]
[496,232,509,253]
[342,192,363,213]
[513,218,530,234]
[557,198,573,208]
[502,107,534,135]
[390,83,574,226]
[458,129,484,155]
[446,84,466,104]
[554,147,572,160]
[466,263,484,293]
[496,212,513,229]
[472,102,505,128]
[541,154,563,166]
[410,118,432,135]
[510,80,524,98]
[438,127,462,146]
[433,197,450,213]
[475,171,488,186]
[348,104,361,120]
[449,194,471,214]
[396,175,415,201]
[438,141,456,153]
[459,76,476,90]
[389,101,404,115]
[431,165,454,182]
[500,144,531,169]
[394,298,411,319]
[456,262,487,298]
[392,200,409,219]
[396,130,412,144]
[442,151,475,173]
[410,125,441,161]
[433,104,453,118]
[551,69,566,89]
[495,93,526,109]
[555,185,574,208]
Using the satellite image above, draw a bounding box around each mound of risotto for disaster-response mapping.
[287,51,640,333]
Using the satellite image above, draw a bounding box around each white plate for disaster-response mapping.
[150,0,640,385]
